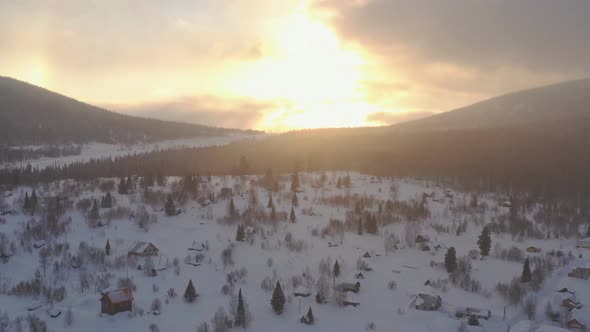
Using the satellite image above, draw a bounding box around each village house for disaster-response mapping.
[415,294,442,311]
[567,309,589,331]
[339,282,361,293]
[562,297,583,311]
[100,288,133,315]
[293,286,311,298]
[526,246,541,253]
[355,272,365,280]
[455,307,491,320]
[568,267,590,280]
[415,235,430,244]
[576,238,590,249]
[128,241,159,257]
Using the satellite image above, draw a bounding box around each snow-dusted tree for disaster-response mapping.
[105,239,111,256]
[184,280,197,303]
[477,226,491,257]
[467,315,479,326]
[357,218,363,235]
[470,194,478,208]
[290,206,296,223]
[271,281,286,314]
[292,193,299,208]
[89,199,100,221]
[444,247,457,273]
[305,306,314,324]
[521,258,532,283]
[165,195,177,216]
[234,288,251,329]
[149,324,160,332]
[228,198,238,220]
[333,260,340,278]
[118,177,127,194]
[23,192,30,211]
[211,306,232,332]
[384,233,397,255]
[197,322,210,332]
[315,276,330,304]
[30,189,38,215]
[101,192,112,208]
[267,194,274,209]
[63,307,74,327]
[525,297,536,320]
[235,225,245,242]
[291,172,299,192]
[366,215,378,234]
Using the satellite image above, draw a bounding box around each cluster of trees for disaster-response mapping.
[0,145,82,163]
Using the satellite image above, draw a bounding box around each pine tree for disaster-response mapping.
[477,226,491,257]
[586,224,590,238]
[306,306,314,324]
[521,258,532,283]
[23,192,30,211]
[101,192,112,208]
[235,288,247,328]
[184,280,197,303]
[236,225,245,242]
[291,172,299,192]
[357,218,363,235]
[165,195,177,216]
[30,190,38,215]
[444,247,457,273]
[271,281,286,315]
[290,206,296,223]
[292,193,299,208]
[343,175,351,188]
[333,260,340,278]
[105,240,111,256]
[366,215,378,234]
[89,199,100,220]
[267,194,274,209]
[470,194,478,208]
[125,176,133,193]
[105,192,112,207]
[270,204,277,223]
[118,177,127,194]
[229,198,237,220]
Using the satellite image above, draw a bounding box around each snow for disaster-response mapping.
[0,173,587,331]
[0,134,266,170]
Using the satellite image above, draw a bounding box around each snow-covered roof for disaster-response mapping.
[416,294,440,307]
[102,288,133,303]
[128,241,157,253]
[536,325,570,332]
[570,308,590,326]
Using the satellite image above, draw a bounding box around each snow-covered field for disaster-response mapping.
[0,134,266,170]
[0,173,588,332]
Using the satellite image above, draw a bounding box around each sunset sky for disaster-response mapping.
[2,0,590,132]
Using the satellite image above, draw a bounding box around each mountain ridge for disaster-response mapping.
[392,78,590,132]
[0,76,257,145]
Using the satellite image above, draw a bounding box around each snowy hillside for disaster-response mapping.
[0,172,588,332]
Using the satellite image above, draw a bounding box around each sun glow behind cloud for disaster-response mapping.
[225,7,377,131]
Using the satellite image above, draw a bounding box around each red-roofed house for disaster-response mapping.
[100,288,133,315]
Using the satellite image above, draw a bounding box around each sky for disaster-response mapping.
[1,0,590,132]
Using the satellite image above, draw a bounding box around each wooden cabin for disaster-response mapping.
[100,288,133,315]
[128,241,159,257]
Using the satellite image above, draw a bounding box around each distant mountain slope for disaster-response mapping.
[0,77,255,145]
[393,78,590,132]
